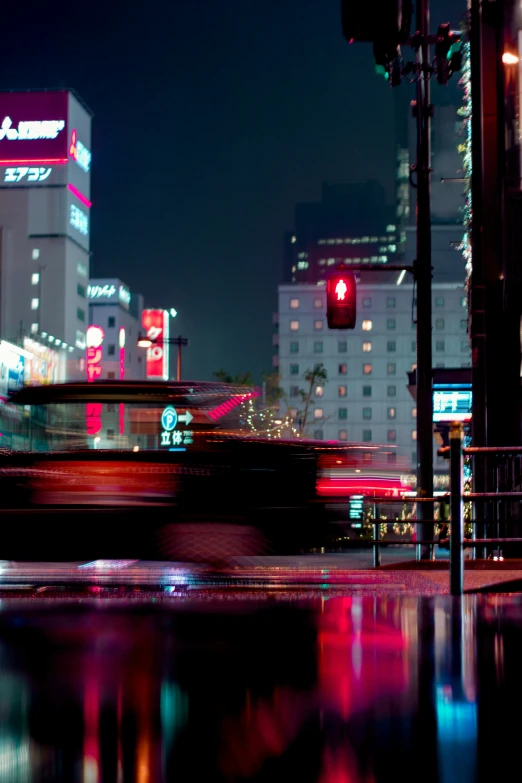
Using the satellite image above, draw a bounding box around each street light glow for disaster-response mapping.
[502,51,520,65]
[137,337,152,348]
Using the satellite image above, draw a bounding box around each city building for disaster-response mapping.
[87,278,145,381]
[0,89,92,378]
[283,181,398,284]
[276,272,470,474]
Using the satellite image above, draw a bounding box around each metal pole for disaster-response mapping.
[414,0,434,560]
[450,422,464,596]
[176,338,182,381]
[373,518,381,568]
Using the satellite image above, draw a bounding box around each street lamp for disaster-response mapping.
[137,335,189,381]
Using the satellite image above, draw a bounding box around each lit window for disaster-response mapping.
[314,342,323,353]
[338,341,347,353]
[338,385,347,397]
[31,298,39,310]
[435,318,445,330]
[76,330,86,349]
[290,341,299,353]
[30,323,38,333]
[362,429,372,442]
[314,430,323,439]
[32,248,40,260]
[290,320,299,331]
[412,430,417,441]
[31,273,39,285]
[290,386,299,397]
[314,408,324,419]
[314,298,323,308]
[339,408,348,420]
[411,341,417,352]
[314,320,323,331]
[461,340,468,352]
[461,319,467,330]
[363,297,372,308]
[290,364,299,375]
[363,363,372,375]
[412,407,417,418]
[290,298,299,309]
[387,319,396,330]
[362,342,372,352]
[338,430,348,441]
[461,297,467,308]
[435,296,445,307]
[339,363,347,374]
[363,451,372,462]
[387,363,396,375]
[436,341,445,352]
[387,452,397,464]
[77,308,85,322]
[388,430,397,442]
[363,407,372,420]
[387,407,396,419]
[363,385,371,397]
[387,385,396,396]
[316,386,324,397]
[362,320,372,331]
[411,363,417,371]
[290,408,298,417]
[387,341,396,352]
[77,261,88,277]
[387,297,396,308]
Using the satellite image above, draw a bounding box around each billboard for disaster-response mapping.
[0,91,69,164]
[0,341,28,397]
[23,338,60,385]
[142,310,169,380]
[433,389,472,423]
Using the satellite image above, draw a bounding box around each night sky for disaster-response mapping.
[1,0,464,381]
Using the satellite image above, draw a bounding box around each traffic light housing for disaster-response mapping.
[326,271,357,330]
[434,23,461,84]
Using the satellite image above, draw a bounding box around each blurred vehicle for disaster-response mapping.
[0,381,413,561]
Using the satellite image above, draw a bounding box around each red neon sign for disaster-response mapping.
[0,91,68,164]
[142,310,169,380]
[86,325,104,382]
[69,128,78,161]
[68,183,92,208]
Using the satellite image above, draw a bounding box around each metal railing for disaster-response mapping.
[359,423,522,594]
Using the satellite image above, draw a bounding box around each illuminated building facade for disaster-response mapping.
[87,278,145,381]
[276,272,470,472]
[283,181,399,284]
[0,90,92,375]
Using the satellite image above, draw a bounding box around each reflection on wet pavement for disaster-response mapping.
[0,594,518,781]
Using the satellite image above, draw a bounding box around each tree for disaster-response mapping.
[297,364,328,436]
[213,369,254,386]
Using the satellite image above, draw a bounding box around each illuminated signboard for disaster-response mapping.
[69,129,91,172]
[86,325,104,382]
[142,310,169,380]
[70,204,89,236]
[4,166,52,183]
[349,495,364,526]
[433,388,472,422]
[88,282,131,309]
[0,341,27,397]
[0,92,68,164]
[23,338,60,385]
[159,405,194,450]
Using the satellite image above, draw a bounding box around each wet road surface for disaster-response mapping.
[0,592,518,782]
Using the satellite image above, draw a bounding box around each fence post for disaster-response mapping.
[450,421,464,596]
[373,519,381,568]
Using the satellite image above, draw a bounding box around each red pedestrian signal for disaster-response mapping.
[327,272,356,329]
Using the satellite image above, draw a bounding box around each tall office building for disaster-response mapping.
[0,90,92,377]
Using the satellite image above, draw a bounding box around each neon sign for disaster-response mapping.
[4,166,51,183]
[68,183,92,208]
[89,284,116,299]
[119,286,131,307]
[0,116,65,141]
[70,204,89,236]
[142,310,169,380]
[86,325,104,382]
[69,129,91,172]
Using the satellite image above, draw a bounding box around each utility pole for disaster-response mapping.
[413,0,434,560]
[172,336,189,381]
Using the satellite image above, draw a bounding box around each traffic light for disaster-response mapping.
[326,271,357,329]
[434,23,461,84]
